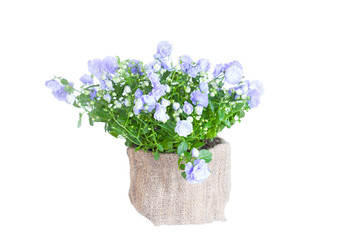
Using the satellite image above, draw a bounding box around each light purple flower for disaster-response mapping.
[196,59,211,72]
[188,67,199,78]
[128,59,143,75]
[103,94,111,103]
[155,41,173,59]
[141,95,156,112]
[190,90,209,107]
[154,104,170,123]
[80,74,94,85]
[191,148,199,158]
[147,60,162,73]
[99,79,114,91]
[45,79,73,104]
[52,87,68,102]
[225,61,243,85]
[199,81,209,94]
[133,98,144,115]
[90,88,97,100]
[183,101,193,115]
[150,84,167,101]
[179,55,193,73]
[247,80,264,108]
[102,56,118,74]
[159,58,172,71]
[213,64,226,78]
[161,99,171,107]
[148,72,160,87]
[45,79,62,91]
[175,120,193,137]
[135,89,143,99]
[185,159,211,184]
[88,59,104,79]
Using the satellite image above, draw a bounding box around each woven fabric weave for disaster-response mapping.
[127,138,231,225]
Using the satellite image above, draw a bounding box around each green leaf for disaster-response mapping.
[156,143,164,152]
[222,120,231,128]
[237,110,245,118]
[209,101,214,113]
[234,102,245,112]
[217,110,225,121]
[192,142,205,149]
[109,131,119,138]
[180,164,185,170]
[77,113,83,128]
[161,140,173,150]
[154,150,160,160]
[161,70,171,82]
[177,141,188,156]
[60,78,69,85]
[88,116,94,126]
[181,172,187,179]
[206,129,217,138]
[73,102,81,108]
[158,122,175,135]
[135,146,141,152]
[198,149,212,163]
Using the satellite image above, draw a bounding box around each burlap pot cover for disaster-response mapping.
[127,138,231,225]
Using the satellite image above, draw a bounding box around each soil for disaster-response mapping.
[200,137,223,150]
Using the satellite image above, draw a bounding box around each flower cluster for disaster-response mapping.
[45,41,263,184]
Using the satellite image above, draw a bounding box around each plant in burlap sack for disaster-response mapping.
[45,41,263,183]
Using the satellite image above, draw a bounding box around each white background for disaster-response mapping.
[1,0,359,239]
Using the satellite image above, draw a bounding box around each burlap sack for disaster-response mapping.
[127,138,231,225]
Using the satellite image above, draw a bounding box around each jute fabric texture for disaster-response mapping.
[127,138,231,225]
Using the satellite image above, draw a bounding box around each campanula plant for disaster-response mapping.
[45,41,263,183]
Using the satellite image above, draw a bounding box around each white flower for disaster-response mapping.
[124,85,131,94]
[103,94,111,103]
[124,99,131,107]
[113,77,121,83]
[105,80,113,89]
[235,89,243,95]
[195,106,203,115]
[161,98,171,107]
[173,102,180,110]
[66,94,75,104]
[153,62,161,72]
[191,148,199,158]
[114,100,122,108]
[166,85,171,93]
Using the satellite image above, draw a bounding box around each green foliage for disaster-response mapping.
[51,57,252,180]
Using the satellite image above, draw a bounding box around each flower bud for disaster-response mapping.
[191,148,199,158]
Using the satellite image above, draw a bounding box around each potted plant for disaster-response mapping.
[45,41,263,225]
